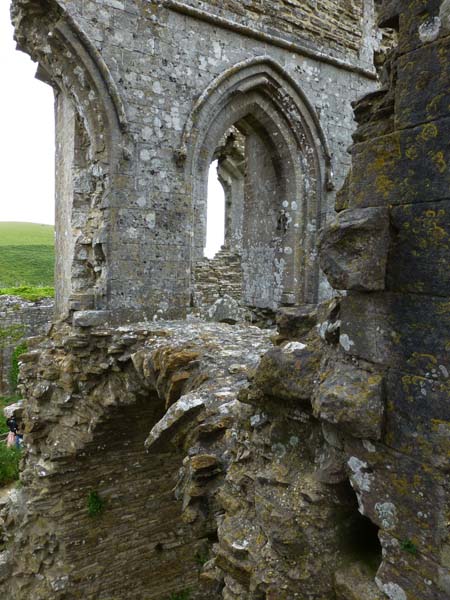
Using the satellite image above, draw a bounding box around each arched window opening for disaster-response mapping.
[186,59,328,319]
[213,127,246,256]
[193,112,295,314]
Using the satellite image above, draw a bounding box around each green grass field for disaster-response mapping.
[0,222,55,289]
[0,222,54,246]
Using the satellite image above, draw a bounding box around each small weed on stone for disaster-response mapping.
[168,590,191,600]
[87,490,105,517]
[400,539,418,555]
[0,444,21,486]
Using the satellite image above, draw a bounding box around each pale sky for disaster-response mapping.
[0,0,224,256]
[1,0,55,225]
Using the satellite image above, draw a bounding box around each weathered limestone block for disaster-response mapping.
[339,292,450,377]
[145,394,205,451]
[136,343,207,408]
[313,362,385,440]
[351,86,396,146]
[319,207,390,291]
[398,0,449,55]
[350,118,450,208]
[252,335,322,404]
[396,36,450,128]
[376,531,450,600]
[314,443,347,484]
[335,169,352,212]
[206,294,247,324]
[72,310,110,328]
[275,304,318,341]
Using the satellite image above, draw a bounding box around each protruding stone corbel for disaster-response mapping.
[313,362,385,441]
[318,207,390,292]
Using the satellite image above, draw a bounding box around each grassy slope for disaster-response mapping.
[0,222,54,246]
[0,222,55,287]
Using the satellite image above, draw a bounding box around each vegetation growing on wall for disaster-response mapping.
[0,325,25,349]
[0,286,54,301]
[87,491,106,517]
[0,444,21,486]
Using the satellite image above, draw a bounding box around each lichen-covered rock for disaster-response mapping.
[144,394,205,451]
[206,295,246,324]
[0,320,272,600]
[252,334,322,404]
[275,305,318,341]
[313,362,385,440]
[319,206,390,291]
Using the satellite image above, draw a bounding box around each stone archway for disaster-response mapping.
[12,0,129,318]
[179,57,330,309]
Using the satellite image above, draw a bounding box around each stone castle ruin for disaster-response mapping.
[0,1,449,599]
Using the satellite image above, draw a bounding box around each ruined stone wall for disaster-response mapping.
[11,0,379,322]
[0,320,272,599]
[193,247,243,309]
[0,296,53,396]
[6,2,450,600]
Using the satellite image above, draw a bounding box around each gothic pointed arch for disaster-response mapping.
[178,56,331,307]
[12,0,130,317]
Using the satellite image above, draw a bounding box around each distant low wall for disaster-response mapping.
[0,296,53,396]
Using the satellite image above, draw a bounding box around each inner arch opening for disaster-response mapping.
[192,108,299,315]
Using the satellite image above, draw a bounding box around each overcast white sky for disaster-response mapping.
[0,0,224,255]
[1,0,55,225]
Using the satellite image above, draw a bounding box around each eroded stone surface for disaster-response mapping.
[1,2,449,600]
[0,320,272,600]
[313,362,384,440]
[318,207,390,291]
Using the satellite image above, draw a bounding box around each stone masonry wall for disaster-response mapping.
[0,296,53,396]
[11,0,379,322]
[4,2,450,600]
[175,0,371,61]
[193,247,243,309]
